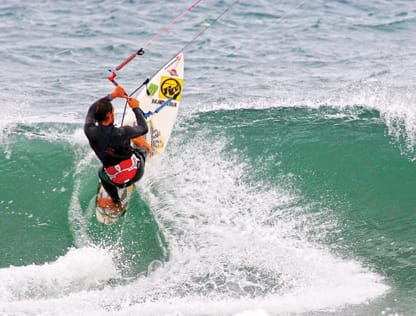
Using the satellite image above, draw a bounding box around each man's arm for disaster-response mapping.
[123,106,148,138]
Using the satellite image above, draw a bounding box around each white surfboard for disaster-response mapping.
[96,52,185,224]
[95,183,135,225]
[125,52,184,157]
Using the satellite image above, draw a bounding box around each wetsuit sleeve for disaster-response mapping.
[122,107,149,138]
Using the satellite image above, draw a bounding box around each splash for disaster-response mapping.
[0,247,119,303]
[119,125,389,314]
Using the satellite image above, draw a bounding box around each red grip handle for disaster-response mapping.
[107,71,119,86]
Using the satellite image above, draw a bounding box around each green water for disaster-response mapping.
[1,107,415,314]
[186,107,416,304]
[0,125,167,278]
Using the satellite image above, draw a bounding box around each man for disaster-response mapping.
[84,85,151,211]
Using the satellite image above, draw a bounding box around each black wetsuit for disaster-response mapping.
[84,95,148,202]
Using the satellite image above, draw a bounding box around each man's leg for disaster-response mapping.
[98,168,120,203]
[132,136,152,155]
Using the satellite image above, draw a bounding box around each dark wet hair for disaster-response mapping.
[94,99,113,122]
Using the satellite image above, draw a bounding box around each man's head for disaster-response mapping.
[94,99,114,124]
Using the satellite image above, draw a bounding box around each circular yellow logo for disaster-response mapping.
[160,77,182,100]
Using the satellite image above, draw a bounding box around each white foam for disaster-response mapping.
[0,247,119,303]
[122,127,389,314]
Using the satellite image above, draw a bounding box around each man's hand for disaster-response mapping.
[127,97,139,109]
[110,85,127,99]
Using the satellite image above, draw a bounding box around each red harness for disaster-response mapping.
[105,155,138,185]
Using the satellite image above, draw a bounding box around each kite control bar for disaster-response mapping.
[107,0,203,85]
[108,49,145,86]
[107,0,238,87]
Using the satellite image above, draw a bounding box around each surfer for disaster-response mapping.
[84,85,151,211]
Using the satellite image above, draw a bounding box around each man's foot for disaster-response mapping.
[97,197,123,212]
